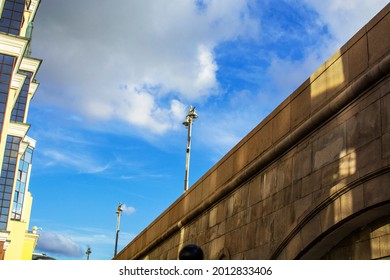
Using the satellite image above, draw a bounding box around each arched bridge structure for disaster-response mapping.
[115,4,390,260]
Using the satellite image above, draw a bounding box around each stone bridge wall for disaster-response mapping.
[115,3,390,260]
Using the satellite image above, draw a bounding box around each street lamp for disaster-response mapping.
[85,246,91,260]
[183,105,198,192]
[114,202,123,257]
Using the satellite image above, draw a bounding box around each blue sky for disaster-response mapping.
[26,0,388,260]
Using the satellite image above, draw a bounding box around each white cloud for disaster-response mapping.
[42,149,110,174]
[302,0,389,45]
[121,204,136,215]
[111,91,186,135]
[33,0,259,136]
[194,45,218,95]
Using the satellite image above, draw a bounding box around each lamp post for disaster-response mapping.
[85,246,91,260]
[182,106,198,192]
[114,202,123,257]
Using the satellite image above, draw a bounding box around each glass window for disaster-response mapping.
[13,191,18,202]
[10,144,34,221]
[0,136,21,225]
[0,0,25,35]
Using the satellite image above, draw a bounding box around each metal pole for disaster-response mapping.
[183,106,198,192]
[184,117,193,192]
[114,231,119,256]
[114,203,122,257]
[85,246,91,260]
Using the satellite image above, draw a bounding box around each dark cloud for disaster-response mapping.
[36,231,84,258]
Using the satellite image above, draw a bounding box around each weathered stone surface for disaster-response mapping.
[326,53,349,98]
[340,185,364,220]
[291,87,311,129]
[300,215,322,249]
[313,123,346,170]
[348,32,369,81]
[346,100,381,150]
[301,170,321,197]
[368,7,390,64]
[383,132,390,159]
[364,172,390,207]
[382,92,390,133]
[292,142,312,181]
[272,104,291,143]
[310,64,328,112]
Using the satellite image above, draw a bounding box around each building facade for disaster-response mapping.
[0,0,41,260]
[115,3,390,260]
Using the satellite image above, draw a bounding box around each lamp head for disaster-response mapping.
[182,116,190,127]
[188,106,198,119]
[116,202,123,214]
[182,106,199,127]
